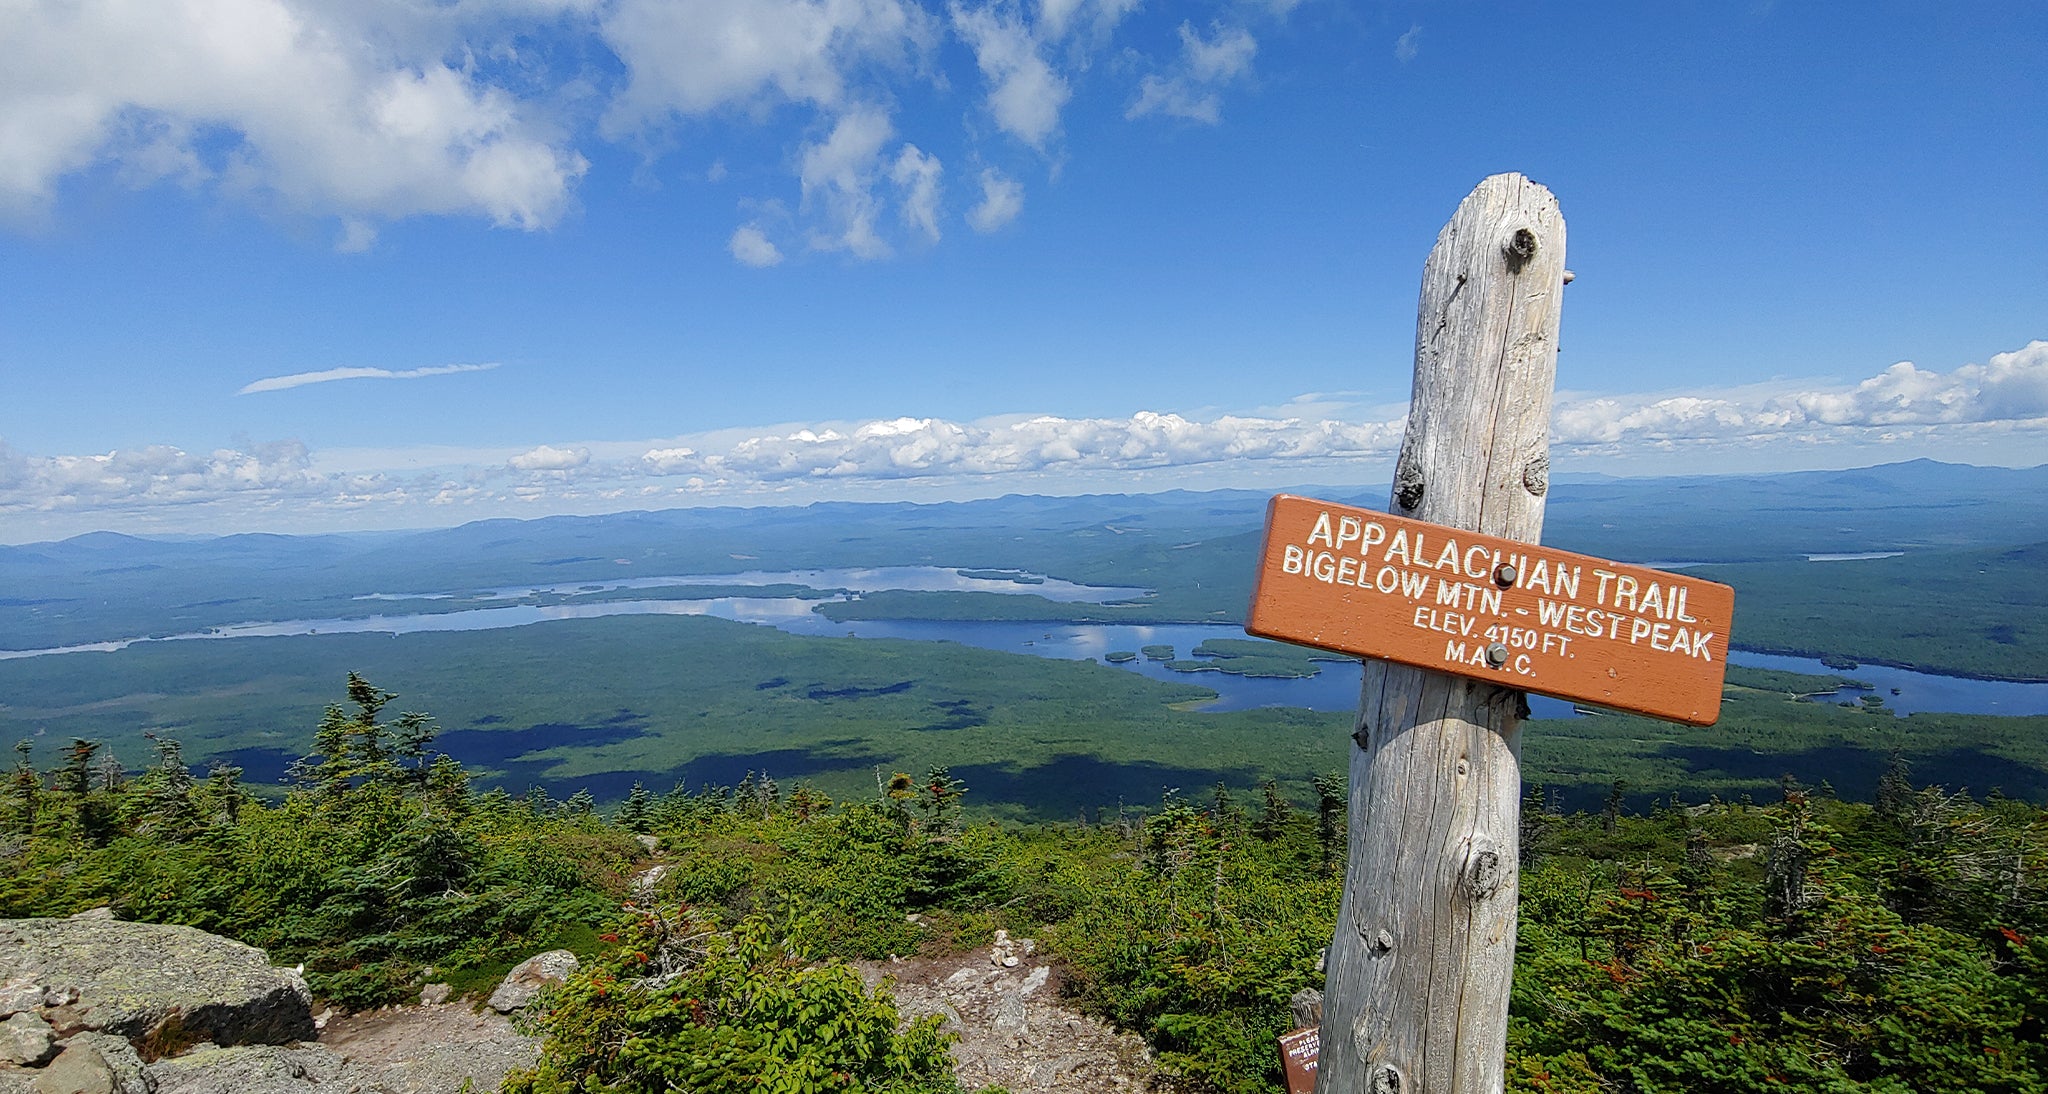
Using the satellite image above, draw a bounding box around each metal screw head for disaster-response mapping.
[1494,563,1518,587]
[1486,643,1509,667]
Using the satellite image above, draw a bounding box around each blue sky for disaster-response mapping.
[2,0,2044,541]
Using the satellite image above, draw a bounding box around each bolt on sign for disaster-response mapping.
[1246,494,1736,726]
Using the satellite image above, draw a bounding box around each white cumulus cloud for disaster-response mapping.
[1127,21,1256,124]
[652,410,1406,483]
[967,167,1023,232]
[509,444,591,471]
[599,0,933,129]
[1550,341,2048,452]
[3,0,1302,260]
[0,0,586,233]
[0,439,328,513]
[890,144,944,241]
[798,107,897,257]
[9,340,2048,539]
[951,2,1071,148]
[729,224,785,267]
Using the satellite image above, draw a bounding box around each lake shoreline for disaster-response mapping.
[1728,643,2048,686]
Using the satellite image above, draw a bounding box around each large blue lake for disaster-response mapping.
[8,566,2045,718]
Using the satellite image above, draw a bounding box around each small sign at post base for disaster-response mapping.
[1279,1027,1320,1094]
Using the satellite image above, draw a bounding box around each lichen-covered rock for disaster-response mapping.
[31,1032,152,1094]
[486,951,578,1014]
[146,1043,387,1094]
[0,1014,58,1067]
[0,911,312,1057]
[320,1005,540,1094]
[0,981,46,1021]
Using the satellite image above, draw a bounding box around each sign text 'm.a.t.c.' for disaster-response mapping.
[1245,494,1735,726]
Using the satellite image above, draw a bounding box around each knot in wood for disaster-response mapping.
[1351,723,1371,751]
[1393,457,1425,512]
[1465,843,1505,901]
[1522,454,1550,497]
[1504,227,1538,272]
[1369,1063,1404,1094]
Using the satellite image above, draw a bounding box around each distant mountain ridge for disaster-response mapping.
[5,459,2046,653]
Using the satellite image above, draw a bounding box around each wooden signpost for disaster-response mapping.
[1248,497,1735,726]
[1247,174,1734,1094]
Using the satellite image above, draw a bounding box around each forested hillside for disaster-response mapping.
[8,675,2048,1092]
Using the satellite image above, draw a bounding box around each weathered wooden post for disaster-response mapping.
[1314,170,1565,1094]
[1247,174,1734,1094]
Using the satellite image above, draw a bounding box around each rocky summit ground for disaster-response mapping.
[316,1003,540,1093]
[311,935,1169,1093]
[857,930,1171,1094]
[3,908,1167,1093]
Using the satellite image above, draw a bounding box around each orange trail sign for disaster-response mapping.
[1246,494,1735,726]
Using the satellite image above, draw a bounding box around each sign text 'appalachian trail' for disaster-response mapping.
[1246,494,1735,725]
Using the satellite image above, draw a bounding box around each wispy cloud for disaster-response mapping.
[1394,25,1422,63]
[236,363,501,396]
[11,343,2044,540]
[1127,21,1257,124]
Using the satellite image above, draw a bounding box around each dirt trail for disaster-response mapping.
[318,1003,538,1093]
[316,944,1167,1094]
[857,931,1173,1093]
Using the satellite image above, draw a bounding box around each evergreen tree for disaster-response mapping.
[133,732,197,839]
[1312,772,1347,878]
[424,755,471,820]
[1253,778,1292,841]
[915,766,967,839]
[1877,747,1915,820]
[55,738,96,798]
[291,671,409,797]
[392,709,439,786]
[1602,778,1628,835]
[199,760,247,827]
[785,781,831,823]
[1520,784,1551,869]
[1210,781,1245,836]
[881,771,915,831]
[615,782,654,831]
[7,740,39,835]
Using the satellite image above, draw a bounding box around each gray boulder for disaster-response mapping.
[0,911,312,1056]
[487,951,578,1014]
[0,1014,58,1068]
[0,980,46,1020]
[146,1043,389,1094]
[30,1032,152,1094]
